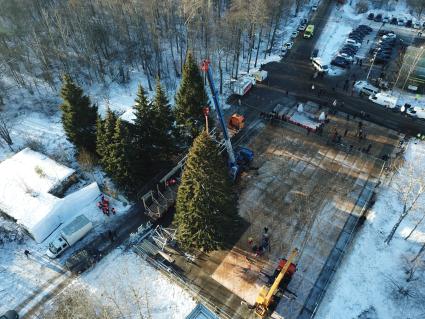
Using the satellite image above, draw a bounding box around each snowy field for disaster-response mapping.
[316,140,425,319]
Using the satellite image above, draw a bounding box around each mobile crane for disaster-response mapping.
[201,59,253,180]
[255,248,298,318]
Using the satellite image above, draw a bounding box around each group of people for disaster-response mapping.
[248,227,271,257]
[97,195,116,216]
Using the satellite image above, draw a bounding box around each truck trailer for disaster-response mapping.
[46,214,93,258]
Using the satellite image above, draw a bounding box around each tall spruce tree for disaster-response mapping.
[174,131,238,252]
[59,74,97,153]
[108,118,131,190]
[96,108,117,171]
[174,52,209,145]
[151,79,176,165]
[131,84,155,183]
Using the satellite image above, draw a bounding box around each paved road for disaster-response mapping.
[233,0,425,136]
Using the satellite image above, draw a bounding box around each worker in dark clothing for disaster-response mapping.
[108,230,114,242]
[24,250,30,258]
[344,128,348,137]
[111,207,116,215]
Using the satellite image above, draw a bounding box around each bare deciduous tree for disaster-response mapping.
[0,114,13,151]
[385,158,425,244]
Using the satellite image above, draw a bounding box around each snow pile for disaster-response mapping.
[81,249,196,319]
[316,140,425,319]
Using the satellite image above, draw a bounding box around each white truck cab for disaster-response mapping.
[369,92,398,109]
[46,214,93,258]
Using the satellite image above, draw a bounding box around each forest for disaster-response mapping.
[0,0,304,100]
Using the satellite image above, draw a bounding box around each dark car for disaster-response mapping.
[331,57,350,68]
[368,13,375,20]
[391,17,398,24]
[353,28,369,34]
[310,48,319,60]
[374,13,382,22]
[340,49,355,56]
[358,25,373,32]
[342,45,358,53]
[349,32,366,39]
[378,29,392,36]
[0,311,19,319]
[406,19,413,28]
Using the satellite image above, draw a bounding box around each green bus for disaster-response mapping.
[304,25,315,39]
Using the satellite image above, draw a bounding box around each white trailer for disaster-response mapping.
[233,77,254,96]
[369,92,398,109]
[46,214,93,258]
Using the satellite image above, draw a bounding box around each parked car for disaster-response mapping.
[337,53,354,62]
[398,18,405,26]
[378,29,392,36]
[390,17,398,25]
[298,24,307,31]
[284,42,294,49]
[280,47,288,58]
[312,4,318,11]
[359,25,373,32]
[368,13,375,20]
[331,57,350,68]
[345,38,361,47]
[0,311,19,319]
[383,16,390,23]
[374,13,383,22]
[349,35,364,42]
[353,81,380,96]
[290,31,299,39]
[406,19,413,28]
[414,21,421,29]
[340,49,356,56]
[301,18,308,25]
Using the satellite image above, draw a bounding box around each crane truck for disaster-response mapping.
[255,248,298,318]
[201,59,254,180]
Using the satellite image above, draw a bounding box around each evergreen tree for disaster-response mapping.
[108,118,131,190]
[131,84,155,183]
[151,79,176,165]
[59,74,97,153]
[174,131,238,252]
[174,52,209,145]
[97,108,117,171]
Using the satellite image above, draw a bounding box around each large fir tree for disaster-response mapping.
[151,79,176,165]
[96,108,117,171]
[59,74,97,153]
[174,131,238,252]
[108,118,131,190]
[131,84,155,183]
[174,52,209,145]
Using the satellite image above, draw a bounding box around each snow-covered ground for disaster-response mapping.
[316,139,425,319]
[79,249,196,318]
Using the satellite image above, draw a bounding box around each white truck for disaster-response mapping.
[233,76,254,96]
[369,92,398,109]
[252,70,268,82]
[46,214,93,258]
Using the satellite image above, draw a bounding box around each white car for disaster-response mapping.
[382,33,396,39]
[337,53,354,62]
[414,22,421,29]
[298,24,307,31]
[345,38,361,47]
[280,48,288,57]
[312,5,318,11]
[290,31,299,39]
[398,18,405,26]
[383,16,390,23]
[284,42,294,49]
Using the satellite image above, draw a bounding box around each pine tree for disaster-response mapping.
[95,115,105,158]
[59,74,97,153]
[174,52,209,145]
[174,131,238,252]
[108,118,131,190]
[151,79,176,166]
